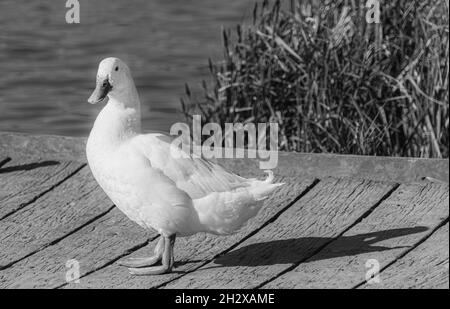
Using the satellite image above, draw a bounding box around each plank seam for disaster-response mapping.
[0,204,115,271]
[0,157,11,168]
[0,162,72,205]
[256,182,402,289]
[153,178,322,289]
[55,234,159,289]
[0,163,87,221]
[352,216,450,289]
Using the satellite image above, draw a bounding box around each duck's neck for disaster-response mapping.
[89,84,142,148]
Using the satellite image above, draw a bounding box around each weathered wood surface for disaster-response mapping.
[264,182,449,289]
[0,208,151,288]
[361,223,449,289]
[162,178,396,289]
[65,176,316,289]
[1,131,448,183]
[0,132,448,289]
[0,167,112,269]
[0,158,84,219]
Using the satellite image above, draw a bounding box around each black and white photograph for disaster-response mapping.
[0,0,448,293]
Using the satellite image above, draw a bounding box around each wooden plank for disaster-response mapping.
[219,153,450,183]
[264,182,449,289]
[63,176,316,289]
[159,178,396,289]
[2,132,448,183]
[0,131,86,163]
[0,167,113,268]
[0,208,151,288]
[361,223,449,289]
[0,158,84,219]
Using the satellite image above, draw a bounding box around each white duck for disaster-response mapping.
[86,57,283,275]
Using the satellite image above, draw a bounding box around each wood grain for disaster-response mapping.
[0,167,113,268]
[161,177,396,289]
[2,132,448,183]
[0,208,151,288]
[64,176,316,289]
[361,223,449,289]
[264,182,449,289]
[0,131,448,289]
[0,158,84,219]
[0,132,86,162]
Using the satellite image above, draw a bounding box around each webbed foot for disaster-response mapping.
[127,234,176,276]
[118,236,165,268]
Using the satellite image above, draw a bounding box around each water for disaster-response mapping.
[0,0,258,136]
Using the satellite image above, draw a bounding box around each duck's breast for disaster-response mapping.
[87,142,200,235]
[87,141,152,227]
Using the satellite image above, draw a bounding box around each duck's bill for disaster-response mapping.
[88,79,112,104]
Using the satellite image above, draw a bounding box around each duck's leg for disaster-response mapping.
[128,234,176,275]
[118,236,165,268]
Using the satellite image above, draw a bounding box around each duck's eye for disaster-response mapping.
[115,66,119,71]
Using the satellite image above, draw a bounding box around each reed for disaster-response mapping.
[181,0,449,158]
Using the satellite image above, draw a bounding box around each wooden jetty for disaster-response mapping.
[0,131,448,289]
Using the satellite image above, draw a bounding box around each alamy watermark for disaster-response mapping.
[365,258,381,284]
[64,0,380,25]
[65,259,81,283]
[63,0,383,168]
[366,0,381,24]
[170,115,279,170]
[65,0,80,24]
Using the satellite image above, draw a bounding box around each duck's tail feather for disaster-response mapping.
[194,170,284,235]
[249,170,284,201]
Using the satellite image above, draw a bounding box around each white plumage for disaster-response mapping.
[86,57,283,275]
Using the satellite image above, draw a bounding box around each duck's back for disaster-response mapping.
[130,133,284,235]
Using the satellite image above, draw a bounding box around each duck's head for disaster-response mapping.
[88,57,135,104]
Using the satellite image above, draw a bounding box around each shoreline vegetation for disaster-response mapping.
[181,0,449,158]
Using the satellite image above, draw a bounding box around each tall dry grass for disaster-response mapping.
[181,0,449,158]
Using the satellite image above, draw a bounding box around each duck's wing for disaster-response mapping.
[131,133,251,199]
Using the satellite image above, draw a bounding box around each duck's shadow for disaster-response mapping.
[209,226,428,268]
